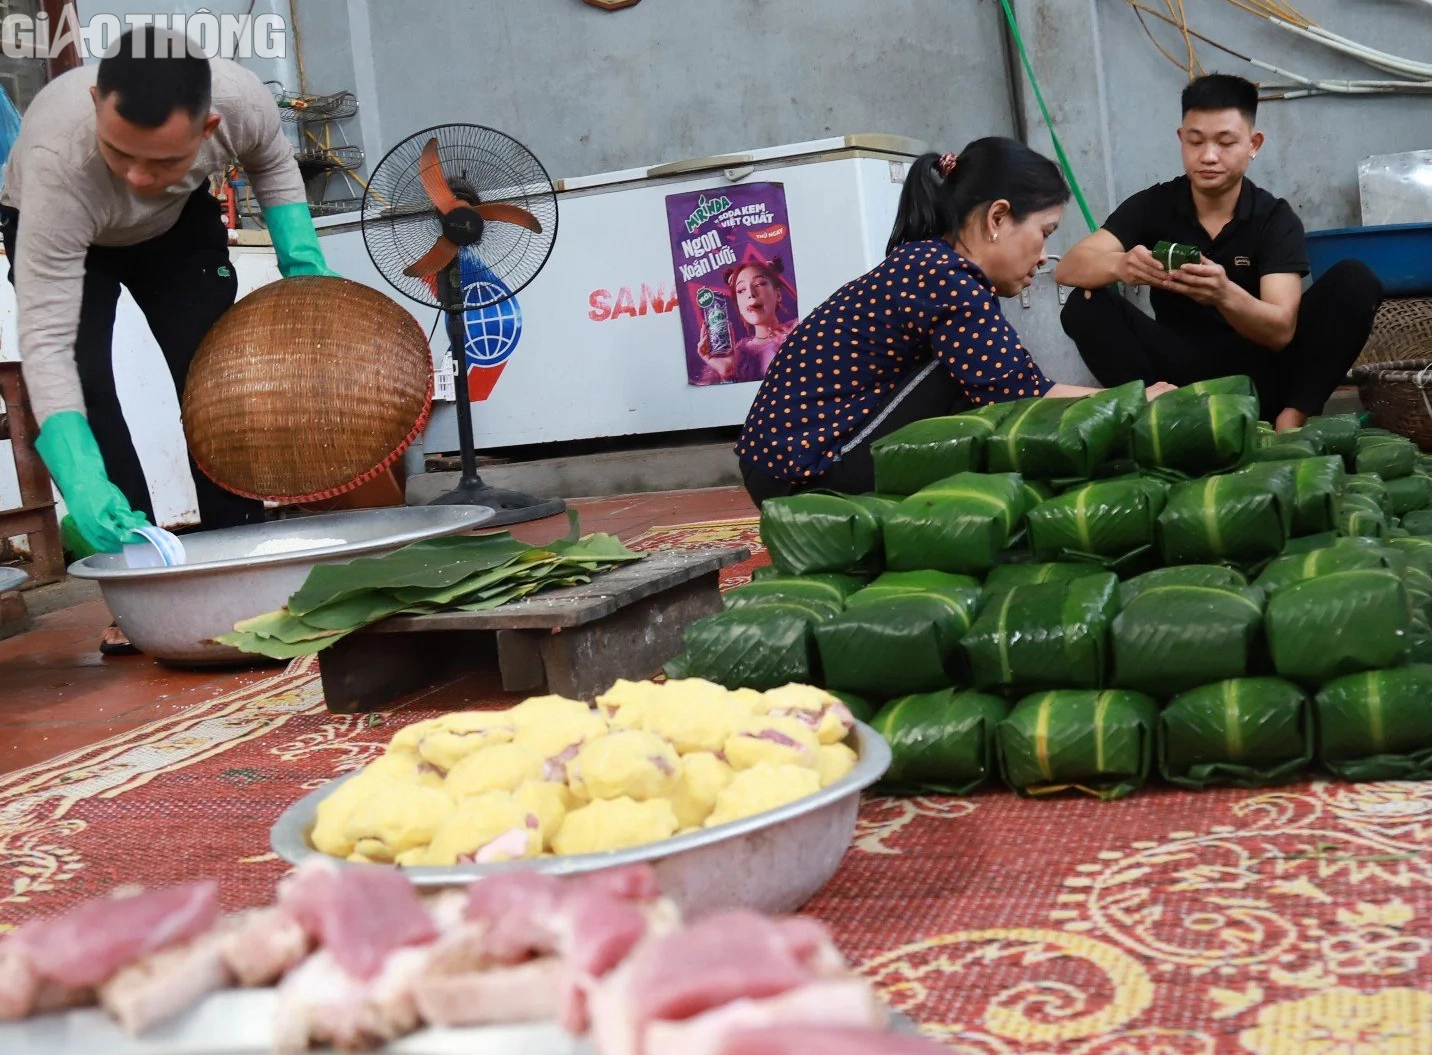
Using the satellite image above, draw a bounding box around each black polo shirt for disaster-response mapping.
[1102,175,1309,340]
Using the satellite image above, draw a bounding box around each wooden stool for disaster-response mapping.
[0,363,64,587]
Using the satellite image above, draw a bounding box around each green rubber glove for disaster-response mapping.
[263,201,340,278]
[60,514,100,560]
[34,411,150,554]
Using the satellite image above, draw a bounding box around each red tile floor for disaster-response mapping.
[0,486,757,776]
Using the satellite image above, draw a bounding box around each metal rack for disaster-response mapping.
[266,83,367,220]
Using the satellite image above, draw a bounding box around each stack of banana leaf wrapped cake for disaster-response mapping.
[667,377,1432,800]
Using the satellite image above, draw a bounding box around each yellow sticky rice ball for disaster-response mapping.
[553,796,679,855]
[413,711,516,773]
[513,780,570,847]
[594,679,667,730]
[668,751,735,829]
[340,782,454,862]
[816,743,858,787]
[422,791,541,866]
[724,715,820,771]
[569,730,682,802]
[311,771,406,858]
[643,684,754,755]
[445,741,546,799]
[364,747,445,790]
[759,683,855,745]
[510,695,609,759]
[705,763,821,829]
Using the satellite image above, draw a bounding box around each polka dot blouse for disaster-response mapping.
[735,239,1052,484]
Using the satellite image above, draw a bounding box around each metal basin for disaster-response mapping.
[68,506,494,667]
[272,722,893,920]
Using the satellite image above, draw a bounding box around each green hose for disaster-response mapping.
[998,0,1098,233]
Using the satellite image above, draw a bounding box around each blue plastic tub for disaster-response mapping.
[1305,222,1432,296]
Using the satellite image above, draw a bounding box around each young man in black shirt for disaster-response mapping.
[1055,73,1382,431]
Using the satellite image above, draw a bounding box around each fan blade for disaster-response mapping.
[476,202,543,233]
[418,138,462,215]
[403,236,460,279]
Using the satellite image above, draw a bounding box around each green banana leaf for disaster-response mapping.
[1384,535,1432,574]
[1118,564,1248,607]
[883,472,1026,574]
[723,577,852,616]
[760,493,884,576]
[985,389,1128,479]
[1290,456,1345,536]
[1401,509,1432,536]
[1343,474,1393,516]
[1338,493,1389,539]
[1254,540,1407,596]
[849,494,902,520]
[1179,374,1258,399]
[845,570,984,608]
[667,600,830,690]
[1355,433,1417,480]
[982,561,1108,602]
[813,593,974,698]
[870,689,1010,794]
[1158,677,1314,789]
[997,689,1160,800]
[962,572,1120,691]
[1315,665,1432,780]
[1157,468,1291,566]
[870,415,993,495]
[1021,480,1056,512]
[1299,414,1361,468]
[1110,583,1266,697]
[1386,474,1432,516]
[1027,478,1166,563]
[828,690,878,725]
[967,400,1026,429]
[1252,440,1319,462]
[1265,569,1414,683]
[1132,392,1259,476]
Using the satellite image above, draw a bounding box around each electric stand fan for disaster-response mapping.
[360,123,564,527]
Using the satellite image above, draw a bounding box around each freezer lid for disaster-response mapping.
[554,134,930,193]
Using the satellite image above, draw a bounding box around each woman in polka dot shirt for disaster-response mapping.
[736,137,1175,504]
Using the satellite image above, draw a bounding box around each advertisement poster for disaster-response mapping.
[665,182,800,387]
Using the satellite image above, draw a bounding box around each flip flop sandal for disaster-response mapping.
[99,622,140,657]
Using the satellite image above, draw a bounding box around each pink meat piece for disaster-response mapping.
[0,941,40,1021]
[544,743,583,783]
[471,826,534,865]
[714,1025,952,1055]
[410,955,567,1027]
[774,917,848,977]
[462,872,566,963]
[751,730,803,750]
[556,889,650,979]
[9,880,219,991]
[279,860,437,982]
[570,864,661,903]
[645,979,887,1055]
[219,907,312,988]
[272,947,428,1054]
[98,930,233,1035]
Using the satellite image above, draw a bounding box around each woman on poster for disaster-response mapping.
[694,257,797,384]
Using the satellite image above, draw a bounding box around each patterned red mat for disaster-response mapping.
[3,517,1431,1054]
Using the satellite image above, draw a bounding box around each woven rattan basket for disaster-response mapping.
[1349,358,1432,452]
[182,276,433,504]
[1354,297,1432,369]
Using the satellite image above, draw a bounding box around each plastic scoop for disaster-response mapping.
[123,525,187,569]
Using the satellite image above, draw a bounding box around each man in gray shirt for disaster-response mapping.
[2,26,336,572]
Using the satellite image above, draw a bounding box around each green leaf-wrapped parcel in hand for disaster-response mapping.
[883,472,1026,575]
[1355,433,1418,481]
[813,574,982,698]
[962,572,1120,691]
[1027,477,1167,563]
[1157,466,1292,566]
[871,688,1010,794]
[985,389,1130,479]
[760,493,884,576]
[871,414,994,495]
[1131,391,1259,476]
[1266,568,1415,683]
[666,600,831,691]
[997,689,1160,800]
[1110,583,1266,697]
[1158,678,1314,789]
[1117,564,1249,607]
[1315,665,1432,781]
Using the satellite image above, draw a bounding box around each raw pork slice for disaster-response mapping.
[219,907,312,987]
[273,947,428,1053]
[411,955,567,1027]
[715,1025,954,1055]
[98,930,233,1034]
[645,979,887,1055]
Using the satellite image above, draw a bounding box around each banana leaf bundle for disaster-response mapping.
[1158,678,1314,789]
[967,399,1026,428]
[761,493,885,576]
[1179,374,1258,399]
[883,472,1026,575]
[1385,535,1432,574]
[1110,583,1266,696]
[997,689,1160,800]
[1315,665,1432,780]
[1401,509,1432,536]
[871,415,993,495]
[1355,433,1417,480]
[982,561,1107,602]
[1386,474,1432,516]
[1026,478,1167,564]
[870,689,1010,794]
[218,517,644,659]
[962,572,1120,691]
[1298,414,1361,468]
[814,576,982,698]
[1021,479,1056,511]
[1157,467,1292,566]
[722,575,861,616]
[1343,474,1393,516]
[665,599,831,690]
[1132,391,1259,476]
[1254,539,1407,596]
[1338,492,1389,539]
[985,388,1130,479]
[1252,440,1319,463]
[1118,564,1248,607]
[1265,569,1414,683]
[1290,456,1345,535]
